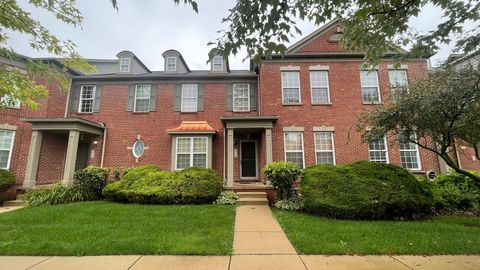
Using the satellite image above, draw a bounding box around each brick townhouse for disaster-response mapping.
[1,20,479,192]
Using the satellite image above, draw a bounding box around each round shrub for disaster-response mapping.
[74,166,110,199]
[429,171,480,210]
[263,162,302,199]
[0,169,16,192]
[103,165,223,204]
[301,161,434,219]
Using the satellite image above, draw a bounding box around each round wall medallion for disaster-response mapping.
[132,140,145,158]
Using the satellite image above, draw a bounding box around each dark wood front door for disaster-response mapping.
[241,141,257,178]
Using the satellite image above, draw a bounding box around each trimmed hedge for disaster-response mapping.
[301,161,434,219]
[0,169,15,192]
[74,166,110,199]
[103,165,223,204]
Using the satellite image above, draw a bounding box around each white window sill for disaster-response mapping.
[282,103,303,106]
[311,102,332,106]
[362,102,383,105]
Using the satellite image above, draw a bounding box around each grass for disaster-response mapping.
[0,201,236,256]
[273,210,480,255]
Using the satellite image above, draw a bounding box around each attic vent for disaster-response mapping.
[329,33,343,42]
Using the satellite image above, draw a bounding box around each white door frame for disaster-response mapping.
[239,140,258,180]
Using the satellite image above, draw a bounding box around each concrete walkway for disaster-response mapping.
[1,205,479,269]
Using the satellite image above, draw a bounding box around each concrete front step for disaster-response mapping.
[238,198,269,205]
[3,200,25,207]
[236,192,267,199]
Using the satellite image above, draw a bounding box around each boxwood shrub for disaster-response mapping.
[0,169,15,192]
[103,165,223,204]
[301,161,434,219]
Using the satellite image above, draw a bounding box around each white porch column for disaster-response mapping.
[23,131,43,188]
[62,130,80,186]
[265,128,273,164]
[226,128,234,187]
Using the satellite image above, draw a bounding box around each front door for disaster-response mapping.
[75,142,90,171]
[240,141,257,179]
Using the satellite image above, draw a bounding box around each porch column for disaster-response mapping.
[23,131,43,188]
[226,128,234,187]
[62,130,80,186]
[265,128,273,164]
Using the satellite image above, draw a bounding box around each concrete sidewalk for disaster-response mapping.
[1,205,479,269]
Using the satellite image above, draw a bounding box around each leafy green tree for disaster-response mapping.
[358,64,480,183]
[207,0,480,64]
[0,0,197,109]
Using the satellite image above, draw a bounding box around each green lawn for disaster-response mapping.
[273,210,480,255]
[0,201,235,256]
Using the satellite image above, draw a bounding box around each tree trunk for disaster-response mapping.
[439,153,480,185]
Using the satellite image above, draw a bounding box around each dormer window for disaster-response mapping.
[119,58,131,73]
[212,56,223,71]
[166,57,177,71]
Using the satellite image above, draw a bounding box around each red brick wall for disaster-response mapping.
[259,59,442,174]
[69,82,258,179]
[36,133,67,184]
[457,143,480,171]
[297,25,345,53]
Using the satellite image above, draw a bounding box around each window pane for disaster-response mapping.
[213,56,223,70]
[120,58,130,72]
[362,87,380,102]
[314,132,333,151]
[0,130,14,169]
[193,138,207,152]
[181,84,198,112]
[192,154,207,167]
[80,85,95,113]
[233,83,250,111]
[400,151,419,169]
[286,152,303,168]
[134,85,151,112]
[388,70,407,87]
[282,72,300,104]
[176,154,190,169]
[360,71,379,87]
[311,87,329,103]
[398,132,420,169]
[316,152,334,165]
[284,133,303,151]
[0,150,9,169]
[177,138,191,153]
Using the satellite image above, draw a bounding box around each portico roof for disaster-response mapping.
[167,121,217,135]
[220,115,278,129]
[22,118,105,135]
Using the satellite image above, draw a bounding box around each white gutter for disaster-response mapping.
[64,77,72,118]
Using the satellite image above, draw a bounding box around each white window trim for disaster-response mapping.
[281,71,301,105]
[175,137,208,170]
[399,133,422,171]
[283,132,305,169]
[119,58,131,73]
[133,84,151,113]
[314,131,336,165]
[309,71,331,104]
[181,84,198,112]
[360,70,382,103]
[233,83,250,112]
[212,56,224,71]
[78,85,96,113]
[0,130,15,170]
[166,57,177,72]
[368,136,390,164]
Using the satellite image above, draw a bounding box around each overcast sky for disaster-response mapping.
[7,0,477,70]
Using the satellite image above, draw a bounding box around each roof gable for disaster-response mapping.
[287,20,345,54]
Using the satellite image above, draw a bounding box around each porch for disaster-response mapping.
[21,118,105,188]
[221,116,278,188]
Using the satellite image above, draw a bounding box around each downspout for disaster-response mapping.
[100,123,107,168]
[64,77,72,118]
[257,66,261,116]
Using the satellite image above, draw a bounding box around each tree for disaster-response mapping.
[207,0,480,64]
[358,64,480,184]
[0,0,197,109]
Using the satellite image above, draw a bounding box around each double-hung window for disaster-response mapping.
[119,58,130,72]
[398,132,421,170]
[368,136,389,163]
[181,84,198,112]
[134,84,151,112]
[314,132,335,164]
[176,137,208,169]
[1,95,21,108]
[388,70,408,96]
[360,70,381,103]
[0,130,15,169]
[284,132,304,168]
[233,83,250,112]
[281,72,301,104]
[212,56,223,71]
[310,71,330,104]
[79,85,96,113]
[166,57,177,71]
